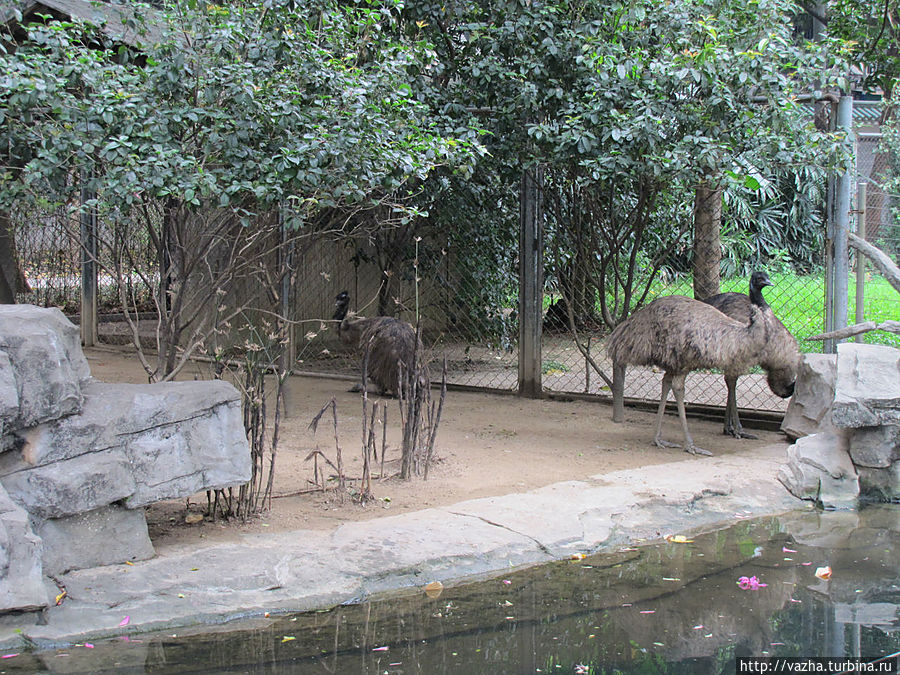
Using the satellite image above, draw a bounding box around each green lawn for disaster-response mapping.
[650,272,900,351]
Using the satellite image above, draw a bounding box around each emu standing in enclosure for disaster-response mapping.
[702,271,800,439]
[607,294,768,456]
[332,291,425,397]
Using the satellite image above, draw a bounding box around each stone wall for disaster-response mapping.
[778,342,900,509]
[0,306,251,615]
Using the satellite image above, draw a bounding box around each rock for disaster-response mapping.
[0,380,251,519]
[777,432,859,509]
[832,343,900,429]
[856,464,900,502]
[781,354,836,440]
[36,506,155,576]
[0,306,90,436]
[847,425,900,469]
[0,484,45,611]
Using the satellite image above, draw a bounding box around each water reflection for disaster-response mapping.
[6,506,898,674]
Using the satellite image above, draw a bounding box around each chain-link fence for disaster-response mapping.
[14,200,159,344]
[9,107,899,422]
[285,231,520,392]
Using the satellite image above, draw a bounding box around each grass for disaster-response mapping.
[649,271,900,351]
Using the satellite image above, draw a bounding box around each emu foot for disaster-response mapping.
[653,438,681,450]
[723,425,758,440]
[684,445,713,456]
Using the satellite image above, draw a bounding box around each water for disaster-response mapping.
[4,506,898,674]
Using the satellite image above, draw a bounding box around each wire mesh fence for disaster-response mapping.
[8,124,899,419]
[285,232,520,392]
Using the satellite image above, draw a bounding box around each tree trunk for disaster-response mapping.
[692,180,722,300]
[0,211,28,304]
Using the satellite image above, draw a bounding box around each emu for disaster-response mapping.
[702,271,800,439]
[332,291,424,397]
[607,294,768,456]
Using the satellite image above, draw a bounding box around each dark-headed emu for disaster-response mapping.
[332,291,425,397]
[607,294,769,456]
[701,271,800,439]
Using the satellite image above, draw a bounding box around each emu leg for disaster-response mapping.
[673,374,712,456]
[612,362,626,422]
[723,374,758,439]
[652,373,681,449]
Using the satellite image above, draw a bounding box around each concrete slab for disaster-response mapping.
[0,443,809,651]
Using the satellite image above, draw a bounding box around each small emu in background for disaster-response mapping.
[332,291,426,397]
[701,271,800,439]
[607,292,769,456]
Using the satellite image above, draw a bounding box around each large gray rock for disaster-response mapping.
[847,425,900,469]
[777,432,859,509]
[0,484,44,612]
[832,343,900,428]
[37,506,155,576]
[0,306,90,436]
[781,353,836,440]
[0,380,251,520]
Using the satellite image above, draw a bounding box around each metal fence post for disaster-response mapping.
[79,174,98,346]
[825,94,853,354]
[518,168,543,398]
[855,181,866,343]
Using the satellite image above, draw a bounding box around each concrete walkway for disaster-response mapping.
[0,443,807,651]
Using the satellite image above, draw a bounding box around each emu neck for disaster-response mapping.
[748,284,769,308]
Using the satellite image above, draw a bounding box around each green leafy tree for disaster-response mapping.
[401,0,844,328]
[0,0,482,380]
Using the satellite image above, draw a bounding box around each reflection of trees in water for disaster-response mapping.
[19,507,899,674]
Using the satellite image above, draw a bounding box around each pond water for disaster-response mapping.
[4,505,898,674]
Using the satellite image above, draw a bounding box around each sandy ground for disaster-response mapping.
[83,346,790,554]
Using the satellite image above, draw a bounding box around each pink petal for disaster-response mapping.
[782,547,797,553]
[118,616,131,627]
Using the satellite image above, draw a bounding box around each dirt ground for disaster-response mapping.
[83,345,790,554]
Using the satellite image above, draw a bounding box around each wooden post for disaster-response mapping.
[518,168,543,398]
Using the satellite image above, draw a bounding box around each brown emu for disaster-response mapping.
[701,271,800,439]
[332,291,425,396]
[607,294,768,456]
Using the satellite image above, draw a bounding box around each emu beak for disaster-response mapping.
[759,273,773,288]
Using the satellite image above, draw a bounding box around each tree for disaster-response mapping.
[0,0,482,380]
[401,0,843,326]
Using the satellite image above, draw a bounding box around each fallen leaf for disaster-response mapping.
[424,581,443,599]
[281,636,296,643]
[782,547,797,553]
[185,513,204,525]
[815,566,832,580]
[2,654,19,659]
[570,553,587,560]
[124,561,134,566]
[639,610,655,614]
[118,616,130,627]
[373,646,389,652]
[55,590,67,606]
[665,534,693,543]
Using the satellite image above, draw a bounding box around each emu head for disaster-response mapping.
[333,291,351,322]
[766,366,796,399]
[748,271,773,308]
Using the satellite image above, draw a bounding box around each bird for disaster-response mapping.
[701,271,800,439]
[332,291,426,397]
[607,294,769,456]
